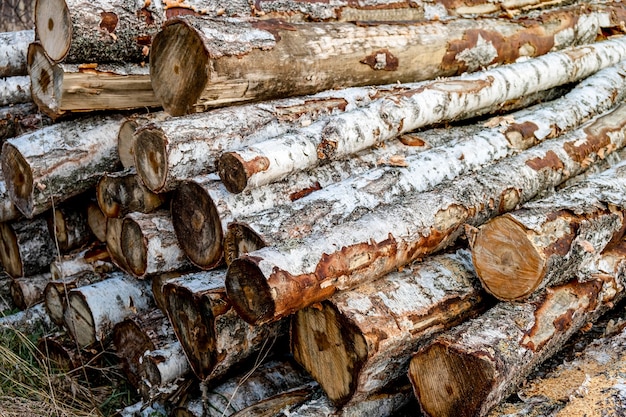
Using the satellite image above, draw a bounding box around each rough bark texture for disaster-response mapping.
[219,34,626,193]
[163,269,288,381]
[0,215,55,278]
[10,273,51,310]
[121,210,192,279]
[0,29,33,77]
[0,102,53,143]
[471,159,626,301]
[140,339,190,399]
[1,113,124,218]
[151,4,609,116]
[0,303,55,334]
[47,198,93,253]
[118,111,169,169]
[64,271,153,348]
[225,101,626,326]
[408,239,626,417]
[97,168,168,218]
[291,249,487,406]
[0,76,31,106]
[27,42,160,119]
[0,172,21,223]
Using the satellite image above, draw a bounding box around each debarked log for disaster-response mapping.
[151,3,606,116]
[0,215,55,278]
[407,238,626,417]
[0,76,31,106]
[471,158,626,301]
[163,269,288,381]
[225,101,626,326]
[224,62,626,261]
[0,29,33,77]
[1,113,125,218]
[121,210,193,279]
[28,43,160,119]
[64,271,153,348]
[97,168,168,218]
[291,249,488,407]
[0,103,53,142]
[10,273,51,310]
[218,34,626,193]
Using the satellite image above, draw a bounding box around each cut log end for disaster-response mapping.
[134,128,168,192]
[87,202,107,242]
[224,222,266,266]
[2,143,33,218]
[291,303,367,406]
[150,22,208,116]
[472,215,546,300]
[409,343,495,417]
[27,42,63,119]
[218,152,249,194]
[65,292,96,348]
[171,182,223,269]
[34,0,71,63]
[121,218,147,278]
[117,120,140,169]
[225,257,275,325]
[0,222,23,278]
[44,282,66,326]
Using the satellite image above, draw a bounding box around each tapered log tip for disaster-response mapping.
[218,152,249,194]
[171,181,223,269]
[472,215,546,301]
[2,143,34,218]
[225,257,275,325]
[409,343,495,417]
[34,0,71,63]
[150,21,209,116]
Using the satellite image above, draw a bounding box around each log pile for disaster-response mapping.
[2,1,626,416]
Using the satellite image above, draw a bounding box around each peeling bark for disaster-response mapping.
[408,238,626,417]
[0,29,33,77]
[219,35,626,193]
[0,216,55,278]
[0,76,31,106]
[1,113,124,218]
[10,273,51,310]
[97,168,168,218]
[225,101,626,326]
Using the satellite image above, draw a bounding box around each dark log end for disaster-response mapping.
[37,336,77,372]
[113,319,155,387]
[121,218,148,278]
[291,302,367,406]
[224,222,266,266]
[106,217,130,271]
[9,279,27,310]
[2,143,34,218]
[218,152,249,194]
[134,127,168,192]
[409,343,495,417]
[65,292,96,348]
[172,181,223,269]
[44,282,66,326]
[87,202,108,242]
[97,174,123,218]
[150,22,209,116]
[34,0,71,62]
[472,215,545,301]
[225,257,275,325]
[0,222,23,278]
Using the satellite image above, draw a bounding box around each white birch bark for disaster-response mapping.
[220,34,626,192]
[225,101,626,326]
[0,215,55,278]
[141,340,190,389]
[0,172,21,223]
[0,29,33,77]
[1,113,124,218]
[0,76,31,106]
[10,273,51,310]
[0,303,55,335]
[64,271,153,348]
[47,199,93,253]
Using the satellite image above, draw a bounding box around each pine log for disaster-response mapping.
[27,42,160,119]
[118,112,169,169]
[45,245,114,326]
[489,319,626,417]
[47,198,93,253]
[64,271,153,348]
[471,159,626,301]
[225,100,626,326]
[163,269,288,381]
[0,76,31,107]
[224,62,626,262]
[0,215,55,278]
[151,4,607,116]
[1,113,124,218]
[291,249,487,406]
[0,303,55,335]
[407,239,626,417]
[218,35,626,193]
[121,210,192,279]
[10,273,51,310]
[97,169,168,218]
[87,201,108,242]
[0,172,21,223]
[0,29,33,77]
[0,102,53,142]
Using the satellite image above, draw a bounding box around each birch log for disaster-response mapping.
[64,271,153,348]
[121,210,192,279]
[140,340,190,399]
[106,217,128,271]
[224,62,626,261]
[0,30,33,77]
[0,216,55,278]
[0,76,31,106]
[0,103,53,142]
[0,303,54,335]
[163,269,287,381]
[1,113,124,218]
[97,169,168,218]
[291,249,487,406]
[225,101,626,326]
[408,239,626,417]
[151,4,606,116]
[47,199,93,253]
[0,172,20,223]
[118,112,169,169]
[10,273,51,310]
[28,43,160,119]
[218,34,626,193]
[87,201,107,242]
[471,159,626,301]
